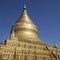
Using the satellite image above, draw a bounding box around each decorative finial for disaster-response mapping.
[24,3,26,9]
[24,0,27,9]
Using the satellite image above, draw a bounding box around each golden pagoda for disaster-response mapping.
[0,4,60,60]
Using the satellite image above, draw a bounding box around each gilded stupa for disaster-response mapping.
[0,4,60,60]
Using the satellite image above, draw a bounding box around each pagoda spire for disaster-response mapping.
[54,43,58,48]
[2,38,4,45]
[10,28,15,39]
[24,3,26,9]
[24,0,27,8]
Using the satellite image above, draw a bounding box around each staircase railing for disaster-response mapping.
[46,46,60,60]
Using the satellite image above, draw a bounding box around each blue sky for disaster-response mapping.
[0,0,60,47]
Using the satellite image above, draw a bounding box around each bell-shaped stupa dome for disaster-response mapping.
[11,4,39,42]
[9,4,50,46]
